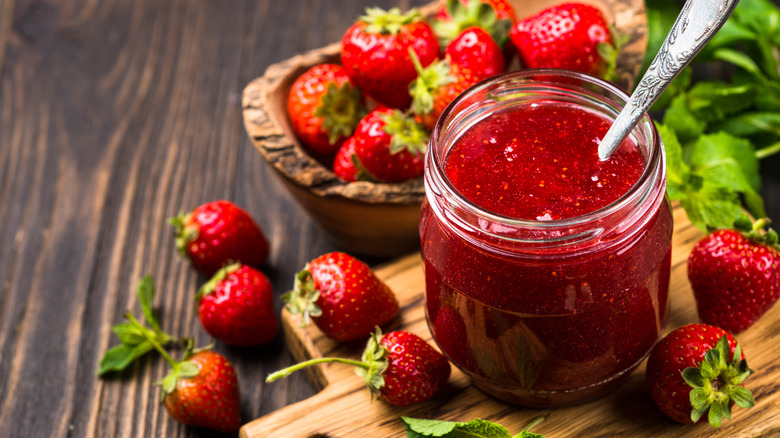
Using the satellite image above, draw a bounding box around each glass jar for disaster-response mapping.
[420,70,673,407]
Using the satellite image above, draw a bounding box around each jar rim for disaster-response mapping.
[427,68,664,240]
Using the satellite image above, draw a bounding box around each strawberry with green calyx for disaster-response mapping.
[98,277,242,433]
[196,263,279,347]
[510,2,619,79]
[287,63,366,159]
[645,324,755,427]
[409,27,505,131]
[688,215,780,333]
[341,7,440,109]
[156,343,241,433]
[267,328,451,407]
[351,107,428,183]
[283,252,399,342]
[432,0,515,48]
[98,276,181,375]
[170,200,269,278]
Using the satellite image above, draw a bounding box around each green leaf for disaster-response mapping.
[111,322,147,346]
[721,112,780,137]
[689,131,761,191]
[97,341,153,375]
[401,417,542,438]
[731,386,756,408]
[657,123,689,201]
[137,276,161,333]
[691,405,709,424]
[662,94,705,143]
[686,82,756,124]
[713,48,765,78]
[689,387,711,409]
[402,417,463,436]
[708,400,725,428]
[682,367,705,388]
[177,360,200,378]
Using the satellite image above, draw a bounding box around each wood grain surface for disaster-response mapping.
[241,205,780,438]
[0,1,779,438]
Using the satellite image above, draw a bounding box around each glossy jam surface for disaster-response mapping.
[445,102,644,220]
[421,101,673,406]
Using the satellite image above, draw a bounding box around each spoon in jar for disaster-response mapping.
[598,0,740,160]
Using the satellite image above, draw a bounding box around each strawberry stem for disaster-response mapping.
[128,313,179,368]
[266,357,370,382]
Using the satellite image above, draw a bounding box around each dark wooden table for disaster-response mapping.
[1,1,778,437]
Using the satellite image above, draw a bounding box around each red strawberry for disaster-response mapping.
[688,217,780,333]
[160,348,241,433]
[197,263,279,346]
[645,324,755,427]
[171,200,269,277]
[283,252,399,342]
[351,107,428,183]
[266,328,451,406]
[98,278,241,433]
[510,2,617,78]
[433,0,515,48]
[409,27,505,130]
[332,135,359,182]
[287,63,366,159]
[341,7,440,109]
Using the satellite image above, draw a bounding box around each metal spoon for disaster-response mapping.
[598,0,740,160]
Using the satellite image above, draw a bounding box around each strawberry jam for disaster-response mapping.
[421,70,672,407]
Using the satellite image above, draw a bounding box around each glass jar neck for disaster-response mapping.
[424,69,666,258]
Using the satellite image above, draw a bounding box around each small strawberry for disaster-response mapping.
[332,135,359,182]
[98,277,241,433]
[283,252,399,342]
[688,216,780,333]
[197,263,279,347]
[171,200,269,277]
[645,324,755,427]
[287,63,366,159]
[432,0,515,48]
[159,347,241,433]
[409,27,505,130]
[341,7,440,109]
[351,107,428,183]
[510,2,617,78]
[266,328,451,407]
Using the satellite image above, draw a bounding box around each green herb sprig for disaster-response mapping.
[644,0,780,230]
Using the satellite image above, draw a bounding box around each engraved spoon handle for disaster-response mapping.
[598,0,739,160]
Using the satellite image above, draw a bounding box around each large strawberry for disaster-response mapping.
[432,0,515,48]
[287,63,366,159]
[645,324,755,427]
[410,27,505,130]
[341,7,440,109]
[510,2,617,78]
[171,200,269,277]
[282,252,399,342]
[98,277,241,433]
[351,107,428,183]
[688,216,780,333]
[267,328,451,407]
[197,263,279,346]
[159,347,241,433]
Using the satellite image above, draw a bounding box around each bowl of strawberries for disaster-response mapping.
[242,0,648,258]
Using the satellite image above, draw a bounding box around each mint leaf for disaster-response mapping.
[686,82,756,124]
[721,111,780,137]
[111,322,147,346]
[98,341,153,375]
[137,275,161,332]
[657,123,689,201]
[689,132,761,191]
[402,417,463,437]
[401,417,545,438]
[663,94,705,143]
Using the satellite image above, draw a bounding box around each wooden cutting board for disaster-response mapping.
[239,205,780,438]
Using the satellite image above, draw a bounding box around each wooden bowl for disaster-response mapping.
[241,0,648,259]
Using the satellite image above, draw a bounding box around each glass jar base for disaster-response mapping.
[463,353,647,408]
